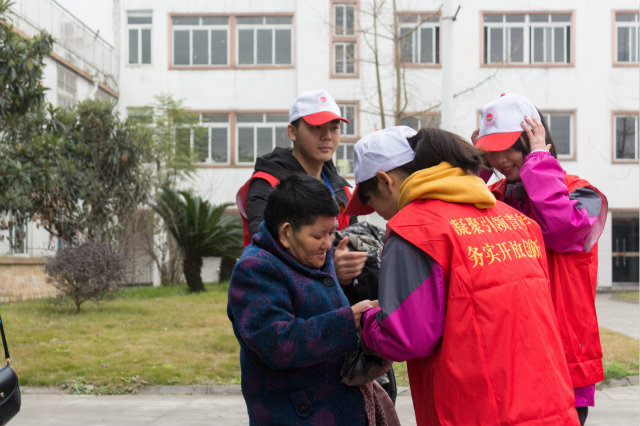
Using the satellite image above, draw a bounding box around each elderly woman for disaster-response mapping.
[227,174,392,426]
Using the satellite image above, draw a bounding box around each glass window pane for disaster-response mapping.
[265,113,289,122]
[237,16,263,25]
[400,116,419,129]
[530,14,549,23]
[276,126,290,147]
[346,6,355,35]
[616,13,637,22]
[505,14,525,23]
[176,128,191,157]
[266,16,292,25]
[420,27,433,63]
[202,113,229,123]
[128,29,139,64]
[238,127,255,162]
[238,29,254,64]
[193,30,209,64]
[172,17,199,25]
[275,29,292,64]
[484,14,503,23]
[551,13,571,22]
[400,27,413,62]
[202,16,229,25]
[616,116,638,159]
[554,27,565,62]
[545,27,552,62]
[618,27,630,62]
[194,127,208,162]
[128,15,152,25]
[612,216,640,283]
[346,144,354,173]
[174,30,190,65]
[237,113,264,123]
[211,128,228,163]
[509,27,524,62]
[489,27,503,62]
[336,145,346,173]
[211,30,228,65]
[548,114,571,156]
[335,4,344,35]
[257,128,273,156]
[257,29,273,64]
[141,29,151,64]
[346,43,355,73]
[633,28,638,62]
[533,27,544,62]
[335,44,344,73]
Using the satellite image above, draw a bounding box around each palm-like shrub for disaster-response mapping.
[152,186,243,292]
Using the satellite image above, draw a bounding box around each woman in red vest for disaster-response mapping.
[474,93,608,426]
[344,126,579,426]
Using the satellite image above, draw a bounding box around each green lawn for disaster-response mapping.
[2,284,637,393]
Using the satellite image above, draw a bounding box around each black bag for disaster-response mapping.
[0,314,20,426]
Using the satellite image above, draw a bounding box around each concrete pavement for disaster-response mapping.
[10,294,640,426]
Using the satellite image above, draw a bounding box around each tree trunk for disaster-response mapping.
[182,254,205,292]
[219,255,237,283]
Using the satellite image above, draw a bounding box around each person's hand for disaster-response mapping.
[351,299,379,331]
[470,129,479,145]
[334,237,367,285]
[522,116,550,152]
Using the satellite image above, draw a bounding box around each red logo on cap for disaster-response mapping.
[317,94,327,104]
[485,108,498,126]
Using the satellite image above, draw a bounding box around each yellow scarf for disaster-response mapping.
[398,161,496,210]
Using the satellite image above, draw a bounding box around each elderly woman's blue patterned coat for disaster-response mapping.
[227,223,367,426]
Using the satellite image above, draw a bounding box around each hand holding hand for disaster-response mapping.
[351,299,379,331]
[334,237,368,285]
[521,116,551,152]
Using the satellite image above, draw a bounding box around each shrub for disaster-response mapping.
[45,241,128,312]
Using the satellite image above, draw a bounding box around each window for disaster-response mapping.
[335,143,355,175]
[236,113,290,164]
[615,12,639,64]
[127,11,152,65]
[614,113,639,161]
[398,14,440,65]
[400,112,441,130]
[541,112,574,159]
[483,13,571,65]
[56,64,77,107]
[337,103,357,137]
[175,114,231,164]
[612,213,639,284]
[236,16,292,66]
[172,16,230,66]
[127,106,153,125]
[9,219,27,256]
[332,2,358,76]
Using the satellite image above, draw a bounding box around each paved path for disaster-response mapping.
[595,293,639,339]
[11,384,639,426]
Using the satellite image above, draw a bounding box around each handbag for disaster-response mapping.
[0,314,20,426]
[340,335,392,387]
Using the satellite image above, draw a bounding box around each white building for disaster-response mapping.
[5,0,639,289]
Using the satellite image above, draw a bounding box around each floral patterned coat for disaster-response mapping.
[227,223,367,426]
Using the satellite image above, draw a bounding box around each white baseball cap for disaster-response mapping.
[476,92,541,151]
[288,90,350,125]
[343,126,417,216]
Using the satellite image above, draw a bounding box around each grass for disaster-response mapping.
[610,291,639,303]
[1,284,637,393]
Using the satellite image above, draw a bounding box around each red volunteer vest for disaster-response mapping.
[388,199,578,426]
[236,171,352,247]
[490,174,606,388]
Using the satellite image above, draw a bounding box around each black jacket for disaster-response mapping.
[246,147,353,235]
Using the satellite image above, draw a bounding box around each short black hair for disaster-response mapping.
[264,174,339,239]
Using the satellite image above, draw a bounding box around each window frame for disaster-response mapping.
[613,10,640,66]
[127,10,153,65]
[540,110,576,161]
[330,1,359,78]
[56,64,77,107]
[169,14,295,70]
[334,142,356,176]
[235,16,294,67]
[480,11,574,68]
[337,102,359,140]
[612,111,640,163]
[8,218,28,256]
[234,112,290,166]
[396,12,441,68]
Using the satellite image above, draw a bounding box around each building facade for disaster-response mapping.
[4,0,639,290]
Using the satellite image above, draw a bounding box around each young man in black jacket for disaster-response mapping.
[238,89,367,284]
